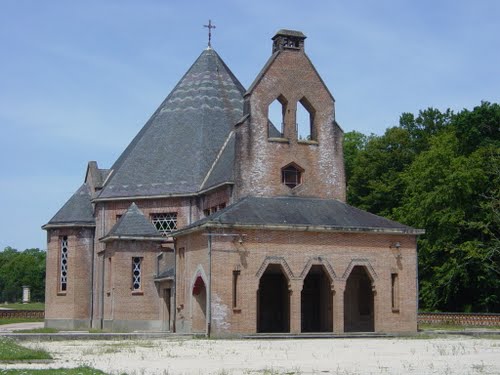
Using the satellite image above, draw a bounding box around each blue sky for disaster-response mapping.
[1,0,499,251]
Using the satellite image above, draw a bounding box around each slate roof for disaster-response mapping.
[174,196,424,235]
[102,203,164,241]
[43,184,95,228]
[155,267,174,280]
[97,48,245,200]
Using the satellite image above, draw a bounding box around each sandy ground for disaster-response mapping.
[0,335,499,375]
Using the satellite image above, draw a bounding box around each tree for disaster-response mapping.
[0,247,46,302]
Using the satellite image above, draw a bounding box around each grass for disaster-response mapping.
[0,338,52,361]
[0,368,109,374]
[419,323,500,331]
[0,318,44,326]
[0,303,45,311]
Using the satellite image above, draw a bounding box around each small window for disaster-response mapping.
[232,270,240,309]
[151,213,177,236]
[132,257,142,291]
[59,236,69,292]
[391,273,400,312]
[282,163,303,188]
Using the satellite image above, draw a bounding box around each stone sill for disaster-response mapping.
[297,140,319,146]
[268,137,289,144]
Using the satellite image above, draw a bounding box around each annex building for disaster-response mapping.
[43,29,423,335]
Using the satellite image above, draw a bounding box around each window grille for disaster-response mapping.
[132,257,142,291]
[282,165,302,188]
[60,236,68,291]
[151,213,177,235]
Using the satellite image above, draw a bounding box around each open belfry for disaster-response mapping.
[43,28,423,335]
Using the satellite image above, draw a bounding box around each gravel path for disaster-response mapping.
[1,335,499,374]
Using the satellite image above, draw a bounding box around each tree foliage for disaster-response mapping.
[346,101,500,312]
[0,247,46,302]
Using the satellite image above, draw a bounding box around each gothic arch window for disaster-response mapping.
[281,162,304,189]
[268,95,288,138]
[296,97,316,141]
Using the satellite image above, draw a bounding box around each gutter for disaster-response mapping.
[173,222,426,237]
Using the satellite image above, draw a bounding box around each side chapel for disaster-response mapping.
[42,29,423,335]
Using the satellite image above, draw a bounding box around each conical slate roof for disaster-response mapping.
[98,48,245,199]
[43,184,95,227]
[103,203,163,240]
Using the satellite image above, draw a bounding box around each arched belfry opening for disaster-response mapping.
[301,265,333,332]
[296,97,315,141]
[344,266,375,332]
[257,264,290,333]
[191,275,207,333]
[268,95,288,138]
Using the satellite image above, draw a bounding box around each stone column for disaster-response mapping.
[289,279,302,334]
[333,280,346,334]
[22,286,31,304]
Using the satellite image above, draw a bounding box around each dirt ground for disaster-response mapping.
[2,335,500,374]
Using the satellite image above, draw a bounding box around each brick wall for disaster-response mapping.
[234,48,345,201]
[177,228,418,335]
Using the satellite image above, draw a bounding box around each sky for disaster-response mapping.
[1,0,499,252]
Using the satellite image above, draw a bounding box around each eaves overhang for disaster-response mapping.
[172,222,426,238]
[42,223,96,230]
[99,235,167,243]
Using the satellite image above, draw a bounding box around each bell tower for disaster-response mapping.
[233,29,346,201]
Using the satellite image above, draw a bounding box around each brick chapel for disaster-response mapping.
[43,29,423,335]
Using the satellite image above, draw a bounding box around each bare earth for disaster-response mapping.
[2,336,500,375]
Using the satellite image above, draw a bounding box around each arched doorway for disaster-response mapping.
[344,266,374,332]
[191,276,207,333]
[301,265,333,332]
[257,264,290,333]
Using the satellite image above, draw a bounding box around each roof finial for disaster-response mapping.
[203,19,216,48]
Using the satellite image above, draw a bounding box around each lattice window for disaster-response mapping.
[60,236,68,292]
[132,257,142,291]
[151,213,177,235]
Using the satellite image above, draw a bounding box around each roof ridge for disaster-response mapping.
[200,130,235,190]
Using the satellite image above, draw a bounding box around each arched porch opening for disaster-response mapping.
[191,275,207,333]
[257,264,290,333]
[301,265,333,332]
[344,265,374,332]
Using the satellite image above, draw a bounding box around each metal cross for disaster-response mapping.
[203,19,216,47]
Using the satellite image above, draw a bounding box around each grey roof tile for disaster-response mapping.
[44,184,95,227]
[175,196,423,234]
[201,131,235,190]
[105,203,162,238]
[98,48,245,199]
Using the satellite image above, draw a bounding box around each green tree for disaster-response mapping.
[0,247,46,302]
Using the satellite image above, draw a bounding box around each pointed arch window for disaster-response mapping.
[296,97,316,141]
[268,95,288,138]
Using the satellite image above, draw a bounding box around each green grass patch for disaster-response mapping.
[1,303,45,311]
[0,367,109,374]
[0,338,51,361]
[419,323,500,331]
[13,327,58,334]
[0,318,44,326]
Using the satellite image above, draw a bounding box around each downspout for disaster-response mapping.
[89,229,95,329]
[172,238,177,333]
[100,251,105,329]
[416,239,420,325]
[207,230,212,337]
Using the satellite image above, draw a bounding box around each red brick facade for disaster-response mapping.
[44,29,419,335]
